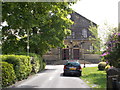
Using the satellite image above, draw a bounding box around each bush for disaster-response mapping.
[30,55,46,72]
[28,53,46,72]
[105,65,110,71]
[29,53,40,73]
[98,62,107,70]
[1,62,16,87]
[0,55,32,80]
[40,62,46,71]
[16,53,46,73]
[43,62,46,70]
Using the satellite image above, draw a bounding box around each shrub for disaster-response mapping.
[43,62,46,70]
[28,53,46,72]
[40,62,46,71]
[16,53,46,73]
[29,53,40,73]
[105,65,111,71]
[0,55,32,80]
[98,62,107,70]
[1,62,16,87]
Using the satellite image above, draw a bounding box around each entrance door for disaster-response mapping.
[73,49,79,60]
[62,49,69,60]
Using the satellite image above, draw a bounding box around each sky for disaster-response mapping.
[71,0,120,27]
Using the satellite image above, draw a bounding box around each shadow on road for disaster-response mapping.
[38,69,57,73]
[60,73,80,78]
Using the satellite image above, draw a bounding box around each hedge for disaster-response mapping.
[29,53,41,73]
[0,54,46,88]
[16,53,46,73]
[28,54,46,73]
[0,55,32,80]
[1,62,16,87]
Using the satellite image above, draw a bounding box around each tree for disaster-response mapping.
[2,2,75,55]
[88,24,101,54]
[100,24,120,67]
[105,33,120,68]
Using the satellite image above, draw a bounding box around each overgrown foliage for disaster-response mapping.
[2,2,75,55]
[1,62,16,87]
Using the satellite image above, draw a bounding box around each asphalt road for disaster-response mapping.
[14,64,98,88]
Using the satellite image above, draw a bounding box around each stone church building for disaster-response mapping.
[43,11,100,64]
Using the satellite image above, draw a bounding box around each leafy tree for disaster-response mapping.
[88,25,101,54]
[100,24,119,67]
[105,33,120,68]
[2,2,75,55]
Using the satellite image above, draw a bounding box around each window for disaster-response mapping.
[72,32,75,39]
[90,45,94,53]
[90,46,93,51]
[82,29,87,38]
[66,35,72,39]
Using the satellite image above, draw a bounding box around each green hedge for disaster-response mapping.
[1,55,32,80]
[16,53,46,73]
[25,53,46,73]
[1,62,16,87]
[28,53,40,73]
[0,54,46,87]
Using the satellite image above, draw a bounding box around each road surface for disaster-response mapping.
[14,64,97,88]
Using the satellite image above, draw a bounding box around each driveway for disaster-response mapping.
[12,65,96,89]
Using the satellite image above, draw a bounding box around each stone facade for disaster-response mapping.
[43,11,100,64]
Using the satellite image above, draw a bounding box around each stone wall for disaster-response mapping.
[84,54,100,63]
[43,55,59,61]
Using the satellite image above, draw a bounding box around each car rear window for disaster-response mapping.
[65,62,80,66]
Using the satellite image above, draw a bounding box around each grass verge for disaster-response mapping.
[81,67,106,88]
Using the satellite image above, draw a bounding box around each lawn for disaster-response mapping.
[81,67,106,88]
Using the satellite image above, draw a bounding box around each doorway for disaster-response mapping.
[73,49,79,60]
[62,49,69,60]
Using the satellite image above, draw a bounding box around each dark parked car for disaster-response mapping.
[63,61,82,76]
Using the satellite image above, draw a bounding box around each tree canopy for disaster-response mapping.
[2,2,75,55]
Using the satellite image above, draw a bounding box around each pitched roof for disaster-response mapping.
[71,11,97,26]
